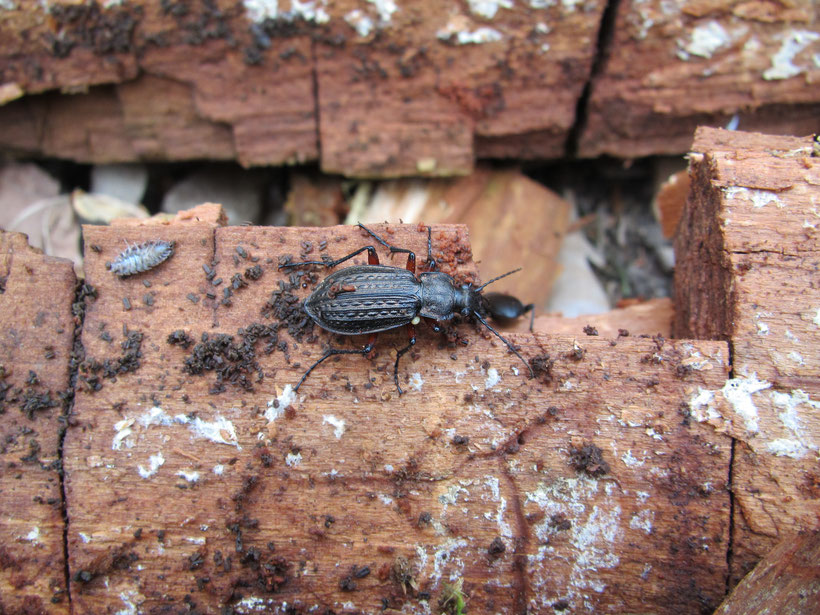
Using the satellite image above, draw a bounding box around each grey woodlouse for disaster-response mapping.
[107,240,175,277]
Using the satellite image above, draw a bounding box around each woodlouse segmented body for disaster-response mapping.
[107,240,175,277]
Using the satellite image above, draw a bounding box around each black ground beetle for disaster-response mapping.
[279,224,535,394]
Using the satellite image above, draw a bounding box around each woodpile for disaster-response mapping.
[2,126,818,611]
[675,127,820,584]
[0,1,817,176]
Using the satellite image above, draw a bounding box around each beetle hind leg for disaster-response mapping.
[293,341,376,393]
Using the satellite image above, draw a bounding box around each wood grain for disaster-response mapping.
[0,232,75,613]
[674,127,820,584]
[60,221,733,614]
[579,0,820,158]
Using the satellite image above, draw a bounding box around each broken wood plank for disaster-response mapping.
[579,0,820,158]
[713,529,820,615]
[505,297,673,338]
[61,216,733,614]
[355,167,570,314]
[0,232,76,613]
[674,127,820,584]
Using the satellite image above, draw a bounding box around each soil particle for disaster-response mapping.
[568,443,610,477]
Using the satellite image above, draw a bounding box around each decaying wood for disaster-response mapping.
[4,1,815,174]
[713,529,820,615]
[52,218,733,614]
[674,127,820,583]
[0,232,75,613]
[654,168,690,239]
[505,297,674,338]
[579,0,820,158]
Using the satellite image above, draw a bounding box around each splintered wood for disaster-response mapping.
[674,127,820,583]
[0,233,75,613]
[55,220,733,614]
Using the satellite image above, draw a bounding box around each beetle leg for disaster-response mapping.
[425,226,438,272]
[424,318,442,333]
[279,245,378,270]
[365,333,378,360]
[357,223,416,271]
[523,303,535,334]
[393,324,417,395]
[294,344,375,392]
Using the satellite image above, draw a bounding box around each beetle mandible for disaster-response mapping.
[279,224,535,395]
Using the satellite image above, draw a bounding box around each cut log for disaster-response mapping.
[674,127,820,584]
[713,529,820,615]
[579,0,820,158]
[58,217,733,614]
[0,232,76,613]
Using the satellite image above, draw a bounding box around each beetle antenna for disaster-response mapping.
[473,311,535,378]
[475,268,522,292]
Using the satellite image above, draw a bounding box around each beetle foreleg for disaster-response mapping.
[393,324,417,395]
[473,312,535,379]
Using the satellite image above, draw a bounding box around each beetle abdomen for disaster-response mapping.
[304,266,421,335]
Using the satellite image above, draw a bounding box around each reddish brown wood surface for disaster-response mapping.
[579,0,820,158]
[674,127,820,584]
[0,233,75,613]
[713,530,820,615]
[2,1,815,173]
[54,219,733,614]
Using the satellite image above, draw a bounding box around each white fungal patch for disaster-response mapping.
[437,21,504,45]
[813,308,820,328]
[468,0,513,19]
[721,376,771,433]
[723,186,785,209]
[483,476,513,538]
[267,385,296,421]
[367,0,397,23]
[344,9,374,36]
[187,415,240,448]
[678,21,731,60]
[322,415,346,439]
[629,509,654,534]
[115,590,140,615]
[621,450,645,467]
[688,387,722,424]
[763,30,820,80]
[138,453,165,478]
[766,438,807,458]
[25,527,41,543]
[788,351,805,366]
[243,0,330,24]
[379,493,394,506]
[79,532,91,543]
[409,372,425,391]
[285,452,302,467]
[754,312,772,336]
[177,470,200,482]
[213,464,225,475]
[484,367,501,389]
[112,418,135,450]
[432,538,470,582]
